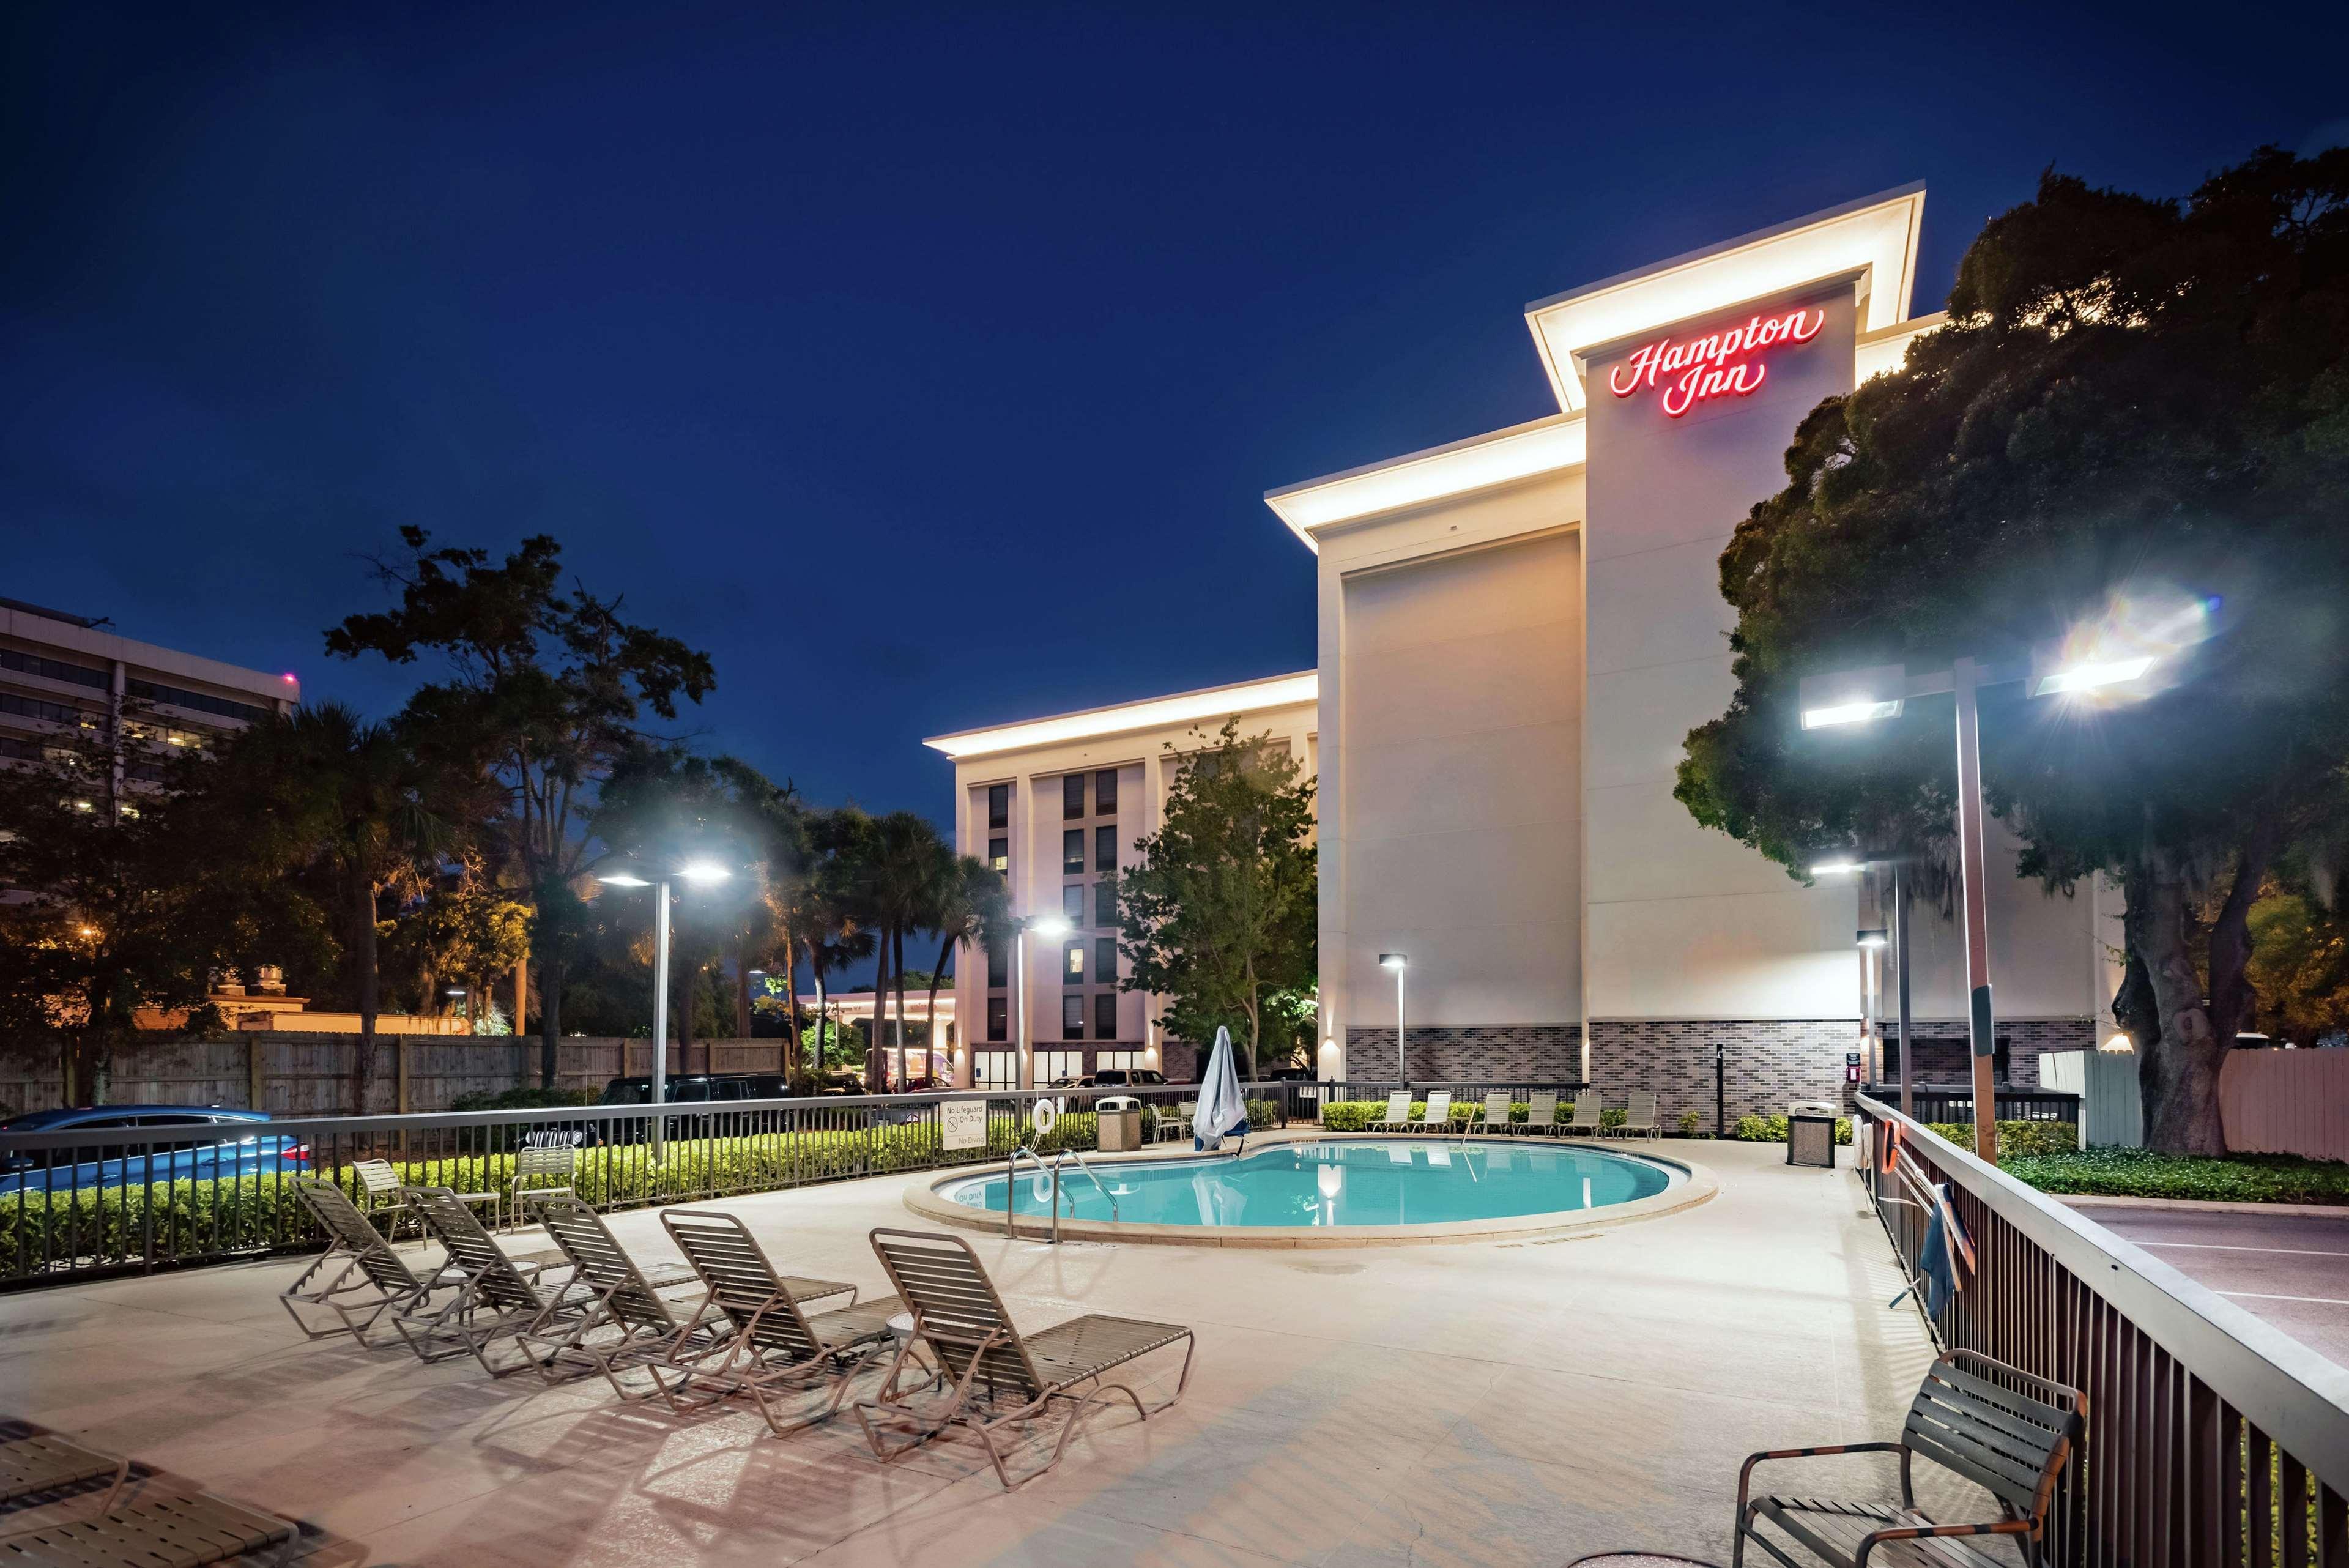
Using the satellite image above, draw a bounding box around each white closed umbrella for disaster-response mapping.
[1192,1025,1250,1151]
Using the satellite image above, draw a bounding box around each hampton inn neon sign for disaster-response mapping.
[1606,306,1825,418]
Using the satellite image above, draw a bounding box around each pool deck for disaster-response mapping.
[0,1138,1994,1566]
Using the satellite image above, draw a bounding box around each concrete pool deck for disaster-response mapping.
[0,1139,1998,1566]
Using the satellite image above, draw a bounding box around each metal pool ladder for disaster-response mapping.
[1003,1145,1119,1243]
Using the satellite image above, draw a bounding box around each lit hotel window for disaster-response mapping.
[987,836,1007,873]
[1064,940,1085,979]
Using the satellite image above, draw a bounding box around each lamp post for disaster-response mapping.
[1855,926,1887,1091]
[1013,913,1071,1091]
[1379,953,1408,1082]
[1814,856,1917,1121]
[1802,648,2158,1161]
[598,860,732,1159]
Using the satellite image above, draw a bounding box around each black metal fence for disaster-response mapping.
[1857,1094,2348,1566]
[1860,1083,2082,1124]
[0,1079,1587,1290]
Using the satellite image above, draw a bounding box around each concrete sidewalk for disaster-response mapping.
[0,1140,1977,1566]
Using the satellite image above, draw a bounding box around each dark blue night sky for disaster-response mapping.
[7,3,2345,823]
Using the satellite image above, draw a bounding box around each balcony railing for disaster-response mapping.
[1856,1093,2348,1566]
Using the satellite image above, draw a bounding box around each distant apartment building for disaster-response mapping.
[0,597,300,812]
[926,674,1316,1088]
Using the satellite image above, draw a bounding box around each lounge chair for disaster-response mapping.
[0,1431,127,1518]
[1560,1092,1603,1136]
[514,1195,737,1399]
[1609,1090,1661,1140]
[511,1142,579,1219]
[1419,1090,1452,1135]
[355,1155,501,1235]
[660,1209,896,1433]
[1155,1101,1198,1144]
[1371,1091,1412,1133]
[281,1178,463,1345]
[1479,1091,1512,1137]
[856,1227,1196,1490]
[1734,1350,2082,1568]
[392,1186,577,1375]
[0,1481,297,1565]
[1521,1091,1559,1137]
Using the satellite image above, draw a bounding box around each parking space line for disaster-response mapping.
[2137,1241,2349,1259]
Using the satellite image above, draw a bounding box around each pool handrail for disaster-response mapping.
[1054,1149,1119,1227]
[1004,1146,1053,1239]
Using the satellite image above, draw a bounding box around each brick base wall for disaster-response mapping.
[1883,1017,2099,1088]
[1343,1025,1584,1082]
[1587,1019,1859,1131]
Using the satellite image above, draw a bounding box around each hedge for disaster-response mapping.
[0,1096,1287,1282]
[1921,1120,2079,1158]
[1998,1146,2349,1206]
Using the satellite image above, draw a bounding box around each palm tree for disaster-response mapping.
[842,812,956,1090]
[924,856,1011,1086]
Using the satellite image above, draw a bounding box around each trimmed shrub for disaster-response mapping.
[1921,1120,2079,1158]
[1995,1146,2348,1205]
[1732,1113,1855,1146]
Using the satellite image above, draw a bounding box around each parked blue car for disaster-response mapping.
[0,1105,311,1194]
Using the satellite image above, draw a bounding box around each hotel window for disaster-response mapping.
[1062,829,1084,875]
[986,996,1008,1041]
[986,942,1006,989]
[987,783,1008,831]
[1093,992,1118,1041]
[1061,884,1083,923]
[987,836,1008,874]
[1063,774,1085,820]
[1061,995,1083,1039]
[1064,940,1085,980]
[1094,880,1116,928]
[1094,937,1116,983]
[1094,769,1118,814]
[1094,824,1116,872]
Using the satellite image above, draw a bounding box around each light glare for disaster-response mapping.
[677,861,730,885]
[2033,656,2155,696]
[1810,860,1862,877]
[1801,699,1902,729]
[598,872,650,888]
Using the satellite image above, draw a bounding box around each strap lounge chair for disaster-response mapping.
[511,1142,579,1219]
[281,1178,462,1345]
[355,1155,502,1235]
[1419,1090,1453,1135]
[392,1186,577,1375]
[1609,1090,1661,1140]
[856,1227,1196,1490]
[1560,1092,1603,1137]
[515,1195,734,1400]
[1734,1350,2082,1568]
[0,1431,127,1518]
[1521,1091,1560,1137]
[1371,1091,1412,1133]
[660,1209,895,1433]
[0,1481,298,1566]
[1479,1091,1512,1137]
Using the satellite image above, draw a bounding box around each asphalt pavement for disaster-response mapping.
[2069,1202,2349,1368]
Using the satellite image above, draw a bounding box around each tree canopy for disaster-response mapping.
[1675,147,2349,1154]
[1115,719,1316,1076]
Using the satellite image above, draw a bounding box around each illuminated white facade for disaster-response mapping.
[932,188,2117,1108]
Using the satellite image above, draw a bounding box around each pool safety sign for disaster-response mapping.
[941,1099,988,1151]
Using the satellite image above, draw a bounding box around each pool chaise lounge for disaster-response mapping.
[856,1227,1196,1490]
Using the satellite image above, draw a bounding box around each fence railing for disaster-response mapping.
[1861,1083,2082,1124]
[1856,1093,2349,1567]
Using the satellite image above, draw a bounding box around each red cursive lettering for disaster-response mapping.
[1608,306,1823,417]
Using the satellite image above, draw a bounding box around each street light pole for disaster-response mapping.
[1951,657,1998,1162]
[650,877,671,1160]
[1894,859,1913,1123]
[1378,953,1408,1082]
[1014,923,1031,1092]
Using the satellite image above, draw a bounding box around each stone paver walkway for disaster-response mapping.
[0,1139,1984,1566]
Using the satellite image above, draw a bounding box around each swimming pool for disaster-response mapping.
[934,1139,1678,1230]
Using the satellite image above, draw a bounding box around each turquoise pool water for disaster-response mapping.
[940,1139,1674,1228]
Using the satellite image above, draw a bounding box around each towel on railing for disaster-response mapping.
[1919,1181,1970,1317]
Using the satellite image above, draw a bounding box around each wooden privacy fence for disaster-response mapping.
[2043,1047,2349,1158]
[1858,1094,2349,1567]
[0,1035,801,1118]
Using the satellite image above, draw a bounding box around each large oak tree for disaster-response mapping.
[1675,149,2349,1155]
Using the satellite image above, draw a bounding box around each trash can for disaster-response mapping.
[1097,1096,1143,1153]
[1786,1100,1839,1169]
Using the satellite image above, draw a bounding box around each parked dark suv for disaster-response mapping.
[581,1072,793,1143]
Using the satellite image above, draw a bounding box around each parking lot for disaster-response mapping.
[2071,1200,2349,1367]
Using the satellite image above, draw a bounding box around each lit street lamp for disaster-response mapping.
[1379,953,1408,1081]
[598,860,732,1157]
[1815,856,1915,1121]
[1013,913,1072,1091]
[1801,648,2159,1161]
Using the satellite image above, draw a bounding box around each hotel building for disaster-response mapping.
[930,188,2123,1117]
